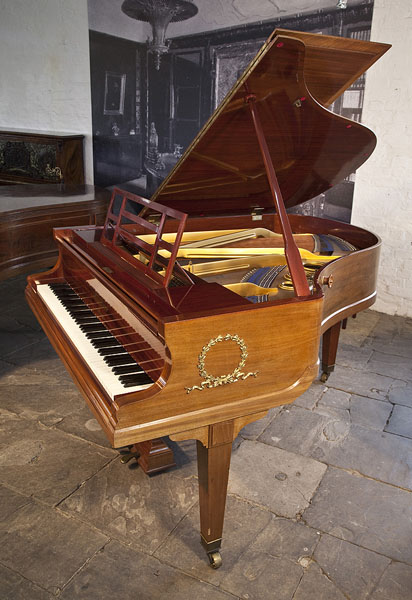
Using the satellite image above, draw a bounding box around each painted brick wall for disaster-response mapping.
[0,0,94,183]
[352,0,412,317]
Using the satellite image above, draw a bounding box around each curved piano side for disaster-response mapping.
[286,213,381,378]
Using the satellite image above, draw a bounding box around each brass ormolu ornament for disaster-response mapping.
[185,334,258,393]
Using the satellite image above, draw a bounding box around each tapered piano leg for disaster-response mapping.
[197,421,234,569]
[321,320,342,382]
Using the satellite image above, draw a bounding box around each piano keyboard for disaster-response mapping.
[37,282,158,400]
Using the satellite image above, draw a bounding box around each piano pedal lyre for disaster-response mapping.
[120,438,176,475]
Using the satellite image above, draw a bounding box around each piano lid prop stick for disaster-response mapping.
[245,86,311,297]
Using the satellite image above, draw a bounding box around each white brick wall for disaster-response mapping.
[352,0,412,317]
[0,0,94,184]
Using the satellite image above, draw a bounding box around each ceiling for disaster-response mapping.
[87,0,364,41]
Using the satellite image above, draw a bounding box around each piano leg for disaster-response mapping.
[121,438,176,475]
[197,421,234,569]
[321,320,342,382]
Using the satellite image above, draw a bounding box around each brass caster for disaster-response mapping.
[208,550,222,569]
[320,372,329,383]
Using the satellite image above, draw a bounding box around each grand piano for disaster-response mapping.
[26,29,390,568]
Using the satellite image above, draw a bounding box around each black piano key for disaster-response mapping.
[104,355,135,366]
[52,287,77,293]
[77,315,101,322]
[86,331,113,339]
[54,292,79,298]
[97,347,126,356]
[102,350,129,361]
[57,296,80,303]
[92,339,121,348]
[120,373,152,386]
[72,311,101,318]
[50,283,71,289]
[60,301,86,308]
[53,289,78,295]
[74,317,100,324]
[58,296,83,302]
[112,365,144,375]
[80,323,106,332]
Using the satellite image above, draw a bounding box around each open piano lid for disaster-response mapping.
[152,29,390,215]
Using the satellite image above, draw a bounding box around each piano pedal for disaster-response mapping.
[120,447,140,464]
[120,439,176,475]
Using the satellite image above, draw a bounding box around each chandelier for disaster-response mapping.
[121,0,198,70]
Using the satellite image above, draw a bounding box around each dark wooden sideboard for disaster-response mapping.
[0,129,84,185]
[0,184,110,280]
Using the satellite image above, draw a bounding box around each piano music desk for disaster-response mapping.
[0,184,110,281]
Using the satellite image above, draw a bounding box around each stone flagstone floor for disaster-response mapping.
[1,274,412,599]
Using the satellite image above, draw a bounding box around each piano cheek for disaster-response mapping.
[158,298,323,417]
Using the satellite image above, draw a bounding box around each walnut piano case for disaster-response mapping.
[26,29,389,569]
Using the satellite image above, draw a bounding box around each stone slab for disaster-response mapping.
[377,335,412,360]
[60,459,198,554]
[303,468,412,563]
[0,563,53,600]
[294,381,326,409]
[364,316,412,355]
[0,383,85,427]
[317,388,351,411]
[372,561,412,600]
[0,411,115,505]
[0,484,31,523]
[313,390,393,432]
[293,562,347,600]
[220,550,302,600]
[0,502,108,593]
[338,310,381,346]
[362,313,407,344]
[239,406,282,440]
[217,517,319,599]
[0,318,41,359]
[155,495,272,584]
[335,342,373,371]
[367,351,412,383]
[389,382,412,408]
[55,403,113,448]
[60,539,234,600]
[325,365,394,401]
[0,338,74,387]
[349,394,392,430]
[3,294,45,332]
[3,337,67,375]
[251,515,319,559]
[166,437,198,478]
[260,405,328,456]
[228,440,327,518]
[384,404,412,439]
[261,405,412,489]
[0,363,72,387]
[314,534,390,600]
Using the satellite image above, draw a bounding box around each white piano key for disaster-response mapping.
[37,284,152,400]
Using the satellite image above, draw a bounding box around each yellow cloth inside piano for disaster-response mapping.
[135,228,354,302]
